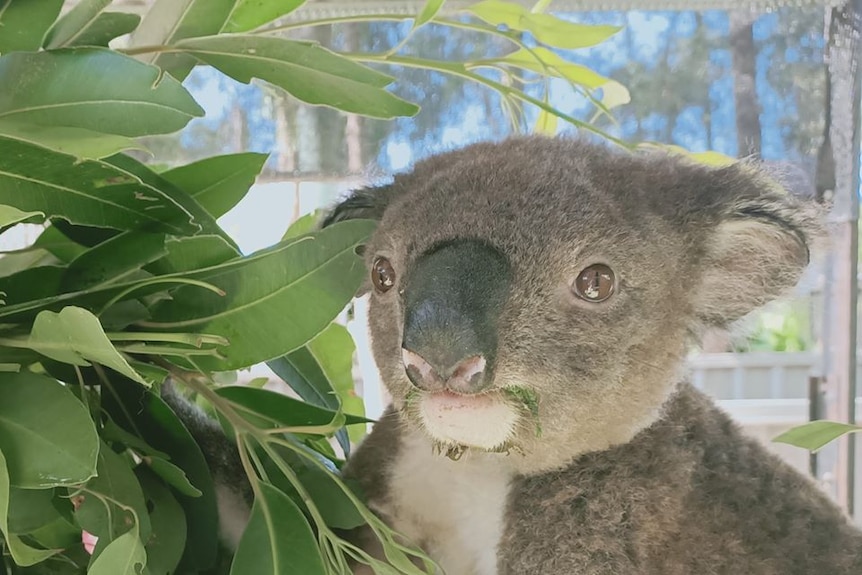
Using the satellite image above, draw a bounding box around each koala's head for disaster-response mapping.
[324,137,822,473]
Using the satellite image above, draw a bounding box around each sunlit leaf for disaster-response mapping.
[230,481,326,575]
[224,0,306,33]
[0,371,99,488]
[467,0,620,49]
[413,0,445,30]
[773,420,862,452]
[493,47,617,89]
[215,386,368,430]
[27,306,147,384]
[176,36,419,119]
[0,0,63,53]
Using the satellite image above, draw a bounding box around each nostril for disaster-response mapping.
[446,355,487,394]
[402,348,444,391]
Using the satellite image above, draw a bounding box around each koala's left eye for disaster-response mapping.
[372,257,396,293]
[573,264,615,302]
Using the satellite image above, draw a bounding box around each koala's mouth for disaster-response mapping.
[406,387,541,457]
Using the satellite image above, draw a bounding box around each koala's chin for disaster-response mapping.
[407,389,521,454]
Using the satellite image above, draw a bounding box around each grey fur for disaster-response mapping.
[328,136,861,574]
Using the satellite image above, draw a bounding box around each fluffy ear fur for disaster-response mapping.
[694,164,825,327]
[321,184,397,228]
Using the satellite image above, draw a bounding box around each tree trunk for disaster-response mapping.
[729,10,762,157]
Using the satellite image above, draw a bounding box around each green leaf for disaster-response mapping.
[0,450,60,566]
[0,205,42,227]
[413,0,445,30]
[0,137,199,234]
[215,386,368,431]
[223,0,306,33]
[161,153,268,219]
[268,323,366,450]
[467,0,620,49]
[7,487,58,533]
[104,154,239,251]
[0,371,99,488]
[87,525,147,575]
[74,441,152,551]
[144,456,202,497]
[147,236,238,275]
[144,220,375,370]
[27,307,147,384]
[175,36,420,119]
[138,470,186,575]
[281,210,321,241]
[230,482,326,575]
[773,420,862,452]
[0,121,145,160]
[0,48,203,141]
[494,47,617,89]
[62,12,141,48]
[101,379,218,572]
[263,443,364,530]
[130,0,236,81]
[0,0,63,53]
[61,232,167,291]
[43,0,112,48]
[0,266,63,307]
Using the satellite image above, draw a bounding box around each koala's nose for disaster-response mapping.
[401,348,487,394]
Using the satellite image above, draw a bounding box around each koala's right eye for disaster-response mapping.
[573,264,615,303]
[372,257,396,293]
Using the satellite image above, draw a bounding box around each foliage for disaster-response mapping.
[0,0,623,573]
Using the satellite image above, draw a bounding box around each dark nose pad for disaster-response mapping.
[401,348,487,394]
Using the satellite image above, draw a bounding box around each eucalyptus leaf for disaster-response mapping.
[175,36,419,119]
[130,0,235,81]
[215,386,368,430]
[0,0,63,53]
[87,525,147,575]
[0,371,99,488]
[100,378,218,572]
[64,12,141,47]
[413,0,445,30]
[74,441,152,552]
[147,235,238,275]
[0,48,203,141]
[7,487,58,533]
[0,121,145,160]
[144,220,374,371]
[0,137,198,235]
[27,307,147,385]
[467,0,620,49]
[0,205,43,228]
[160,152,268,219]
[42,0,112,48]
[144,456,202,497]
[773,420,862,452]
[0,451,60,566]
[230,482,326,575]
[61,232,167,291]
[223,0,306,33]
[137,470,186,575]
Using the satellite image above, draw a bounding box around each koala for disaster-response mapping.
[319,136,862,575]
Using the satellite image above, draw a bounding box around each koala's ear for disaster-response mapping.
[321,184,397,229]
[693,164,825,327]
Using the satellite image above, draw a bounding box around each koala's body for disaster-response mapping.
[320,136,862,574]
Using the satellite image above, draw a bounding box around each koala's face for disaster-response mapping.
[326,137,817,472]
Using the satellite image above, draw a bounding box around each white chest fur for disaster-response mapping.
[379,431,514,575]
